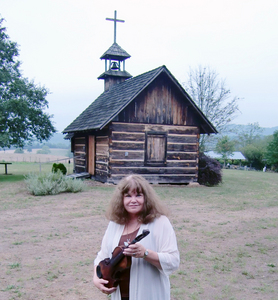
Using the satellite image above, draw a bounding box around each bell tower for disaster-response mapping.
[98,11,132,91]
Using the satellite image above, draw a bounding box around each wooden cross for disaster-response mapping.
[106,10,125,43]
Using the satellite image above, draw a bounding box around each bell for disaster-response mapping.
[110,61,119,70]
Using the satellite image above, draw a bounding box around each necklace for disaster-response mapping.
[124,221,140,246]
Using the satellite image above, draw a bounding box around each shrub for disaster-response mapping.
[64,177,88,193]
[25,171,86,196]
[198,153,222,186]
[52,163,67,175]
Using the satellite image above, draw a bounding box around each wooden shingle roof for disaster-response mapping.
[98,69,132,80]
[63,66,217,134]
[100,43,131,61]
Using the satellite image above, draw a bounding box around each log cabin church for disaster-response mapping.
[63,11,217,184]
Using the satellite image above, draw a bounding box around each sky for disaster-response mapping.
[1,0,278,133]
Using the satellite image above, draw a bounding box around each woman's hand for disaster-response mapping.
[123,243,162,270]
[123,242,145,258]
[93,266,117,295]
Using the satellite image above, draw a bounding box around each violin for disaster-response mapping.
[96,229,150,288]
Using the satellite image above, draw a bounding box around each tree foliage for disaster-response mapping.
[215,135,235,162]
[236,122,263,148]
[242,144,265,170]
[14,148,24,153]
[185,66,240,151]
[266,130,278,170]
[0,18,56,148]
[235,123,265,170]
[36,145,51,154]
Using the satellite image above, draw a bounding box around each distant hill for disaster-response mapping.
[47,133,69,145]
[44,133,70,147]
[51,126,277,145]
[224,124,278,137]
[200,124,277,151]
[261,126,278,135]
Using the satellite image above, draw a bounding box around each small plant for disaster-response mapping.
[46,271,59,281]
[25,171,86,196]
[198,153,222,186]
[9,262,21,269]
[52,163,67,175]
[267,263,276,268]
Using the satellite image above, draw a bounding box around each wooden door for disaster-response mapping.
[88,135,95,175]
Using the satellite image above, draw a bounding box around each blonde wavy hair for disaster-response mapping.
[106,175,168,224]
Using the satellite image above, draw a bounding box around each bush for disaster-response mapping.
[25,171,86,196]
[198,153,222,186]
[63,177,87,193]
[52,163,67,175]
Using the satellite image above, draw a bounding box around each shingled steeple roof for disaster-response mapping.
[100,43,131,61]
[63,66,217,135]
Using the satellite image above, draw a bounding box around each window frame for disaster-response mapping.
[144,131,167,166]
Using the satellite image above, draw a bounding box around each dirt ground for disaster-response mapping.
[0,180,277,300]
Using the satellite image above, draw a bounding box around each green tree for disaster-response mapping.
[37,145,51,154]
[265,130,278,171]
[184,66,240,151]
[235,123,265,170]
[14,148,24,153]
[236,122,263,148]
[215,135,235,166]
[242,144,265,170]
[0,18,56,149]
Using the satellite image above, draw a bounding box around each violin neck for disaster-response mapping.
[110,248,126,267]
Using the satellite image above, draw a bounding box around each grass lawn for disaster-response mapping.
[0,161,73,182]
[0,169,277,299]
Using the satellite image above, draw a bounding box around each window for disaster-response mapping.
[145,132,167,165]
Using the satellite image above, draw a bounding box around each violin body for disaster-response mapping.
[97,229,150,288]
[97,246,131,288]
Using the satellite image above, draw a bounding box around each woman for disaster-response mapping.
[93,175,180,300]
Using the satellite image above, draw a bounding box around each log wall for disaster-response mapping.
[95,135,109,182]
[73,136,87,173]
[107,122,199,184]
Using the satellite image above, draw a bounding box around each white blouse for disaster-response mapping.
[94,215,180,300]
